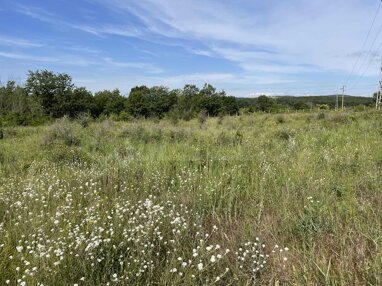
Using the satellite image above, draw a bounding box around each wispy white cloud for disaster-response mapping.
[15,4,58,24]
[0,51,57,62]
[15,4,143,38]
[98,0,382,77]
[0,50,164,73]
[66,23,143,38]
[102,57,164,73]
[3,0,381,96]
[97,25,143,37]
[63,45,103,55]
[208,46,318,74]
[0,35,43,48]
[0,51,99,67]
[186,49,215,58]
[159,73,294,86]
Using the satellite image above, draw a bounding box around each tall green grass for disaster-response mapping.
[0,110,381,285]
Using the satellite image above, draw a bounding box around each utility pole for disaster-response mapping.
[335,93,339,111]
[377,58,382,110]
[341,85,346,110]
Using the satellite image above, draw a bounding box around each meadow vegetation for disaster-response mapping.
[0,70,374,127]
[0,110,381,285]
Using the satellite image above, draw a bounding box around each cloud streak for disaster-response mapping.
[1,0,381,96]
[0,35,43,48]
[98,0,382,76]
[102,57,164,74]
[15,4,143,38]
[0,50,164,73]
[0,51,57,62]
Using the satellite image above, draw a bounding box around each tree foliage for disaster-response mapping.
[255,95,276,112]
[126,86,151,118]
[93,89,125,117]
[0,70,376,126]
[25,70,74,117]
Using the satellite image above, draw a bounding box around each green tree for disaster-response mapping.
[182,84,200,99]
[55,87,94,118]
[0,81,31,115]
[200,96,222,116]
[221,96,239,115]
[199,83,216,98]
[149,86,178,118]
[0,80,45,125]
[25,70,74,117]
[291,100,309,110]
[93,89,126,117]
[255,95,276,112]
[177,85,200,119]
[126,86,150,118]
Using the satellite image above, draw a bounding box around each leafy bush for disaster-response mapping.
[216,131,232,146]
[167,128,189,143]
[48,144,91,165]
[198,109,208,127]
[217,114,224,125]
[167,109,180,125]
[317,111,328,120]
[276,114,286,124]
[329,113,356,124]
[43,117,81,147]
[76,113,92,128]
[330,185,348,198]
[276,129,295,141]
[294,197,332,236]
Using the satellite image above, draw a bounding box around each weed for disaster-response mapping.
[276,114,286,124]
[43,117,81,147]
[198,109,208,127]
[0,110,381,285]
[317,111,328,120]
[276,129,295,141]
[76,113,92,128]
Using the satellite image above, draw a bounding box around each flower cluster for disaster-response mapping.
[0,161,289,285]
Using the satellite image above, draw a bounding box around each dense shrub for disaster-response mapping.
[43,117,81,147]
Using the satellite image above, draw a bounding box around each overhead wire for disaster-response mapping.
[345,1,382,91]
[349,23,382,90]
[350,39,382,90]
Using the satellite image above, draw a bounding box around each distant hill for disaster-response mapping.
[236,95,374,109]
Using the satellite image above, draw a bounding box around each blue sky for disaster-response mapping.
[0,0,381,97]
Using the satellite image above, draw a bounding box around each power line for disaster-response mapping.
[350,22,382,84]
[349,38,382,90]
[345,1,382,86]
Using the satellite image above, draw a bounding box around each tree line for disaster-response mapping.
[237,95,374,112]
[0,70,375,126]
[0,70,239,126]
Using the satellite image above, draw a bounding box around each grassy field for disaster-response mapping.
[0,110,381,285]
